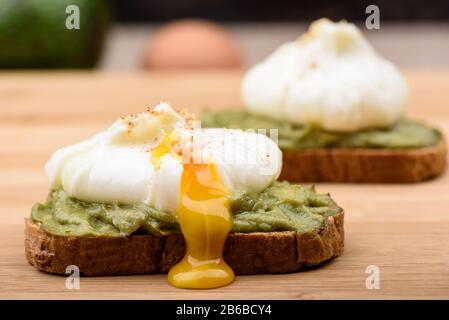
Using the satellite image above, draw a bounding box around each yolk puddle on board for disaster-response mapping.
[168,163,235,289]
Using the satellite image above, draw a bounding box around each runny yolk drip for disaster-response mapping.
[167,163,235,289]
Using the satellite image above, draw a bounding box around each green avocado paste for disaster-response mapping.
[202,110,441,150]
[31,182,342,237]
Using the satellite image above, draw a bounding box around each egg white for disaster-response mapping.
[45,104,282,214]
[241,19,409,132]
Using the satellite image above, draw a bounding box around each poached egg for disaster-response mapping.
[45,103,282,289]
[242,18,409,132]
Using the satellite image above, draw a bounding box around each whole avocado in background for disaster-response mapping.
[0,0,110,68]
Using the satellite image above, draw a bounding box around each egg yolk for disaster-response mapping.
[167,163,235,289]
[151,131,179,170]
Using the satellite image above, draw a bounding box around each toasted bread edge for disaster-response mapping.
[280,139,447,182]
[24,211,344,276]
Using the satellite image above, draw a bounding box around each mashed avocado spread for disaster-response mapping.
[31,182,342,237]
[202,110,440,150]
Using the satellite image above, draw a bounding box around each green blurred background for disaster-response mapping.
[0,0,110,68]
[0,0,448,69]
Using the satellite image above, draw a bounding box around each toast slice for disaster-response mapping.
[25,211,344,276]
[280,140,447,183]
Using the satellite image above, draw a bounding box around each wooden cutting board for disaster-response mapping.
[0,70,448,299]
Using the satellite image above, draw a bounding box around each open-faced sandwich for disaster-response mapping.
[26,103,344,289]
[203,19,446,183]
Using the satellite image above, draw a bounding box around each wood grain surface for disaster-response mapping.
[0,70,448,299]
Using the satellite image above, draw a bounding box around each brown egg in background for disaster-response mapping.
[142,19,244,70]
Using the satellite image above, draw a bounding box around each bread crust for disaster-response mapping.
[279,140,447,183]
[24,211,344,276]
